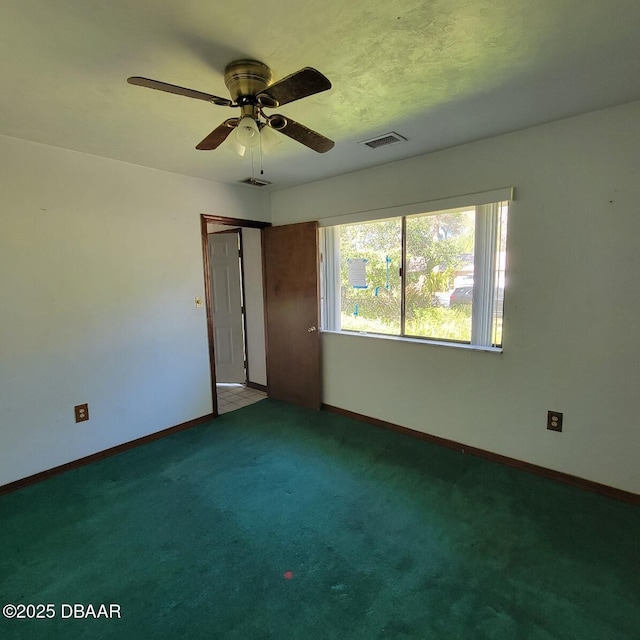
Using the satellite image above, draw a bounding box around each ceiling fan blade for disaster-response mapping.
[196,119,239,150]
[272,115,334,153]
[127,77,233,106]
[258,68,331,107]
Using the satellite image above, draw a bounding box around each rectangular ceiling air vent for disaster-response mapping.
[239,177,272,187]
[359,132,408,149]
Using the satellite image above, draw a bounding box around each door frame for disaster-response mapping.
[200,214,271,416]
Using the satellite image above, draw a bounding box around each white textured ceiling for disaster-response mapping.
[2,0,640,190]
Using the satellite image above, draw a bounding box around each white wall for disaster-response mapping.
[271,100,640,494]
[0,135,269,486]
[206,224,267,386]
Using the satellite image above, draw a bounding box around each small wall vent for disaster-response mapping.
[359,132,407,149]
[239,177,272,187]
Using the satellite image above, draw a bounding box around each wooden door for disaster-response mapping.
[263,221,321,409]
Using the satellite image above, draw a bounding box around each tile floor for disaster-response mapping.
[216,383,267,415]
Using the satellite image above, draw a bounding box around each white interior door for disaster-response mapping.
[208,231,246,383]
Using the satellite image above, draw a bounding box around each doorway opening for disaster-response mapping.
[200,214,270,415]
[217,383,267,414]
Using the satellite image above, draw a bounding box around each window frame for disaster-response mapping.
[320,190,511,351]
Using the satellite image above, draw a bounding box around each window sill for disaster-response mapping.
[320,329,503,353]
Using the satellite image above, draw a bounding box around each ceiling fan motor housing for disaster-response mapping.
[224,59,273,102]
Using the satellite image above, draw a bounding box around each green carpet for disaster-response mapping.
[1,399,639,639]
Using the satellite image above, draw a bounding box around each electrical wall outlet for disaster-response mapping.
[75,403,89,423]
[547,410,563,432]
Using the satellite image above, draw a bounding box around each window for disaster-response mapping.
[321,200,509,348]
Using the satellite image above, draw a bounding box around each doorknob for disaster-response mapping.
[307,326,317,332]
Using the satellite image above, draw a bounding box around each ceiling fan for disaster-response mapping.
[127,59,334,154]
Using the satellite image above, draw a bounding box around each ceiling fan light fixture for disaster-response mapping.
[229,136,248,157]
[260,125,282,155]
[236,115,260,149]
